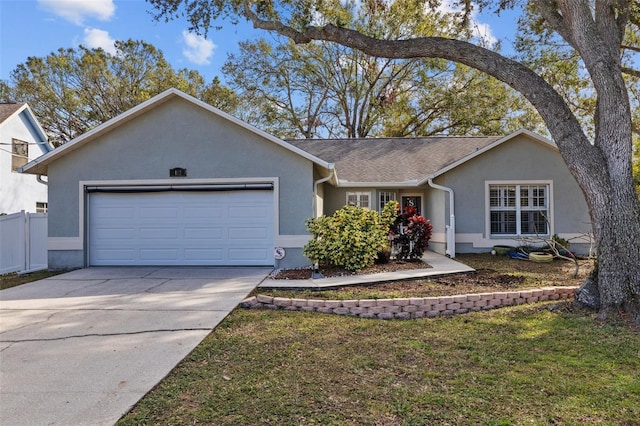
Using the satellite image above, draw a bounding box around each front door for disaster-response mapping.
[401,196,422,215]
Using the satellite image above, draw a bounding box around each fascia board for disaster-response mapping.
[417,129,558,185]
[22,104,52,152]
[335,181,421,188]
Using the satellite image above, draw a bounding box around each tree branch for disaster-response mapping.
[622,66,640,78]
[243,3,606,171]
[621,43,640,53]
[532,0,575,48]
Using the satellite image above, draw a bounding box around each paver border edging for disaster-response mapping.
[240,286,579,319]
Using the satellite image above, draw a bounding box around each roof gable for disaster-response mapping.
[423,129,557,183]
[288,130,557,186]
[0,103,51,155]
[20,89,333,175]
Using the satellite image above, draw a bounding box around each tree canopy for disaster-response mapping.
[221,0,542,138]
[1,39,239,146]
[149,0,640,322]
[224,37,543,139]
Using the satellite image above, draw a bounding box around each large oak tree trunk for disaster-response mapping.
[576,179,640,322]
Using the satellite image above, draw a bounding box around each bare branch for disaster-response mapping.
[622,66,640,77]
[621,43,640,53]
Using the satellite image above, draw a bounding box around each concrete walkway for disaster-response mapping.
[260,251,474,289]
[0,267,270,426]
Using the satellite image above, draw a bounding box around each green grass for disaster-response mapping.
[0,269,64,290]
[118,304,639,425]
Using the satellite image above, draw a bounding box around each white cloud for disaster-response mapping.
[435,0,497,47]
[39,0,115,25]
[83,28,117,55]
[472,22,497,47]
[181,30,216,65]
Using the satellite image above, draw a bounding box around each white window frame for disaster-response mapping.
[36,202,48,213]
[346,191,371,209]
[485,181,553,238]
[378,191,396,212]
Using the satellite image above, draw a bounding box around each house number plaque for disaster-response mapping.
[170,167,187,177]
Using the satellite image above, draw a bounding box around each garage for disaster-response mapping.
[20,89,333,271]
[87,187,274,266]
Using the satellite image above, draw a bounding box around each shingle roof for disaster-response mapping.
[287,136,503,184]
[0,103,26,124]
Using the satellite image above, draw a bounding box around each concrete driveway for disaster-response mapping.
[0,266,270,426]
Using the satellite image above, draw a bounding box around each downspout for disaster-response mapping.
[312,163,335,218]
[310,164,335,278]
[428,178,456,258]
[36,175,48,185]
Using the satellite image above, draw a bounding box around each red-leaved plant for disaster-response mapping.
[390,205,433,261]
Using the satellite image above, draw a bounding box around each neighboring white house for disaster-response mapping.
[0,103,52,214]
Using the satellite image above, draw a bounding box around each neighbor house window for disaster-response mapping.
[346,192,371,208]
[36,202,48,213]
[489,183,550,236]
[379,191,396,212]
[12,139,28,172]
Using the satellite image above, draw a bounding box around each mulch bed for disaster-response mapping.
[269,260,431,280]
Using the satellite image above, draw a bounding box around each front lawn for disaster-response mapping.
[118,306,638,425]
[118,255,638,425]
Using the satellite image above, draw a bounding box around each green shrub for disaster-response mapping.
[380,200,400,228]
[551,234,569,248]
[304,205,390,272]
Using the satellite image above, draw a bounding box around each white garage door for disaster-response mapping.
[88,190,274,266]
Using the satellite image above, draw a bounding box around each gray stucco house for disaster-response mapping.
[21,89,592,270]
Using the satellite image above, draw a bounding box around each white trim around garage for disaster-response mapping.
[78,178,281,247]
[70,178,283,266]
[275,235,311,248]
[48,237,83,251]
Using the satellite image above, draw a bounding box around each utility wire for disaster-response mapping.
[0,141,51,146]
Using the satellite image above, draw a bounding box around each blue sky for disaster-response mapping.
[0,0,519,85]
[0,0,263,83]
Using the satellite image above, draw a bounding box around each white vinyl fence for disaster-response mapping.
[0,211,47,274]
